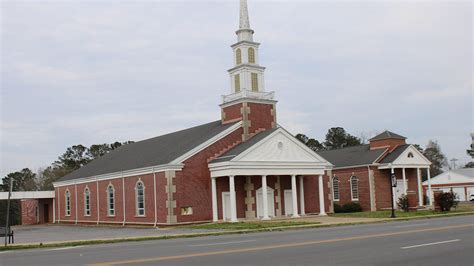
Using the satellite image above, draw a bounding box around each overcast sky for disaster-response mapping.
[1,0,472,177]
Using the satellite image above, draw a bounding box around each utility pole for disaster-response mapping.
[4,177,13,246]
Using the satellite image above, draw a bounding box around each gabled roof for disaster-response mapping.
[369,130,406,141]
[318,144,387,168]
[58,120,239,182]
[210,128,277,163]
[423,168,474,185]
[379,144,410,163]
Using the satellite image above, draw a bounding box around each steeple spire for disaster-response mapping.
[239,0,251,29]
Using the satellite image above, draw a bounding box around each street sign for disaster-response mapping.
[391,173,397,188]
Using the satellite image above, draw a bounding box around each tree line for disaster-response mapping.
[1,141,133,192]
[294,127,470,179]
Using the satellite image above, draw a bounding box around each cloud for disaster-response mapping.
[1,1,472,176]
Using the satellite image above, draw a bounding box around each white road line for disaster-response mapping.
[401,239,461,249]
[189,239,256,247]
[48,246,83,251]
[395,223,429,228]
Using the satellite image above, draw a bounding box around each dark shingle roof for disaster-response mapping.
[210,128,277,163]
[59,120,238,182]
[369,131,406,141]
[317,144,386,168]
[379,144,410,163]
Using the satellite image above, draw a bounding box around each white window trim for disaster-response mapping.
[65,189,71,216]
[350,176,359,201]
[135,179,146,217]
[84,187,91,217]
[106,184,115,217]
[332,176,340,202]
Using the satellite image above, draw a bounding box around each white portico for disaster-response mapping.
[209,128,332,222]
[378,145,432,208]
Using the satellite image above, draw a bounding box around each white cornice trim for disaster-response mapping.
[227,64,266,73]
[53,164,183,187]
[219,98,277,108]
[170,121,242,164]
[231,40,260,48]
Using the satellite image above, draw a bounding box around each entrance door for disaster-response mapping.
[284,190,293,216]
[395,179,406,200]
[452,187,466,201]
[222,192,231,221]
[256,187,275,218]
[43,204,49,223]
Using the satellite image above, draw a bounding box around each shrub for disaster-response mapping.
[436,192,459,212]
[341,202,362,213]
[397,195,409,212]
[333,203,343,213]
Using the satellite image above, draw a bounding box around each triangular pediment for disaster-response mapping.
[233,128,330,164]
[391,145,431,166]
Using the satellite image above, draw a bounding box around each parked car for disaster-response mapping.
[470,194,474,201]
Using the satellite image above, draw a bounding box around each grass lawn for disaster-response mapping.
[330,203,474,219]
[186,221,320,230]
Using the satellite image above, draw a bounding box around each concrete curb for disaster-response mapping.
[2,211,473,252]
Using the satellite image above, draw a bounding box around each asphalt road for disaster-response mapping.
[1,215,473,266]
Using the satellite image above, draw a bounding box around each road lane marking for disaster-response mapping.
[85,223,474,266]
[395,223,429,228]
[401,239,460,249]
[189,240,256,247]
[49,246,83,251]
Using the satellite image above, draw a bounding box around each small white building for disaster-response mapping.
[423,168,474,201]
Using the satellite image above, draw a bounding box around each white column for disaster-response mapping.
[53,198,56,224]
[427,168,433,206]
[298,176,305,216]
[122,174,126,226]
[291,175,299,218]
[417,168,423,206]
[211,177,218,222]
[318,175,327,216]
[261,175,269,220]
[402,168,407,195]
[96,177,100,224]
[229,175,238,222]
[153,169,157,227]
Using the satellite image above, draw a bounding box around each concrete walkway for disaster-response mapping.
[10,224,224,245]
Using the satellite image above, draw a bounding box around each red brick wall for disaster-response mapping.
[373,167,392,209]
[21,199,38,225]
[176,127,244,222]
[247,102,274,134]
[332,167,371,211]
[369,139,406,152]
[222,103,243,124]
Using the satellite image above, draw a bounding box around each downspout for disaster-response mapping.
[153,168,158,227]
[96,176,100,224]
[53,197,56,224]
[74,183,78,224]
[122,172,126,226]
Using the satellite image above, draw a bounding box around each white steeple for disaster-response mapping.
[223,0,274,99]
[236,0,254,42]
[239,0,251,30]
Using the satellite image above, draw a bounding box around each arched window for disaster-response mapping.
[84,187,91,216]
[407,152,414,158]
[332,177,340,201]
[107,184,115,216]
[65,189,71,216]
[234,74,240,92]
[248,47,255,63]
[236,48,242,65]
[251,73,258,91]
[350,176,359,201]
[136,181,145,216]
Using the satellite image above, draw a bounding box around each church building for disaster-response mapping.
[53,0,333,225]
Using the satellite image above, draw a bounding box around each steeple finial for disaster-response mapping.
[239,0,251,29]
